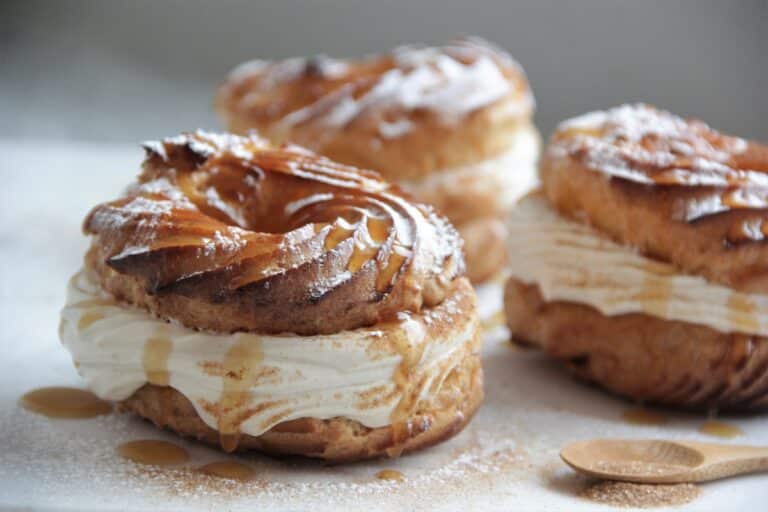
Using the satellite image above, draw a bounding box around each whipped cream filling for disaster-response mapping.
[60,271,477,437]
[401,124,541,214]
[507,194,768,336]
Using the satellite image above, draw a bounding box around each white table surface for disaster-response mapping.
[1,138,767,511]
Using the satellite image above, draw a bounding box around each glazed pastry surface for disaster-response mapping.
[84,131,463,334]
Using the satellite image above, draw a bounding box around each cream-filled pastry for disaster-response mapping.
[61,131,482,461]
[505,104,768,411]
[216,37,540,282]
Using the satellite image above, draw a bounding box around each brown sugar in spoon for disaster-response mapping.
[561,439,768,483]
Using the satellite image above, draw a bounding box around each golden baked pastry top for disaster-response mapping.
[542,104,768,292]
[217,37,531,137]
[549,103,768,240]
[83,131,464,334]
[216,37,534,180]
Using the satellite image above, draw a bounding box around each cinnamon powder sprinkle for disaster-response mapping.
[580,481,700,508]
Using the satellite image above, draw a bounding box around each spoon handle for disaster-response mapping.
[682,441,768,482]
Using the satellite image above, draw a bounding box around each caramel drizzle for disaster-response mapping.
[217,334,264,452]
[635,274,673,318]
[385,314,428,457]
[142,326,172,387]
[727,294,760,334]
[77,310,104,330]
[554,104,768,245]
[83,132,459,320]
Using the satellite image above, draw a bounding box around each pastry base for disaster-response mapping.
[119,351,483,462]
[504,278,768,411]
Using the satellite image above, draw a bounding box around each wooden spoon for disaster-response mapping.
[561,439,768,483]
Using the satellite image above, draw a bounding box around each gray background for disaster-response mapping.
[2,0,767,144]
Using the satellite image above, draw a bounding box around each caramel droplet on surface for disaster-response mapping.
[376,469,405,482]
[699,420,743,439]
[197,461,256,481]
[20,387,112,419]
[117,440,190,466]
[622,407,667,426]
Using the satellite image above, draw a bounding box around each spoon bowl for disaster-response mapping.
[561,439,768,483]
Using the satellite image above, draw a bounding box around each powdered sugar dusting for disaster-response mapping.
[81,130,465,331]
[223,38,532,141]
[3,282,768,511]
[552,103,762,187]
[0,402,530,511]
